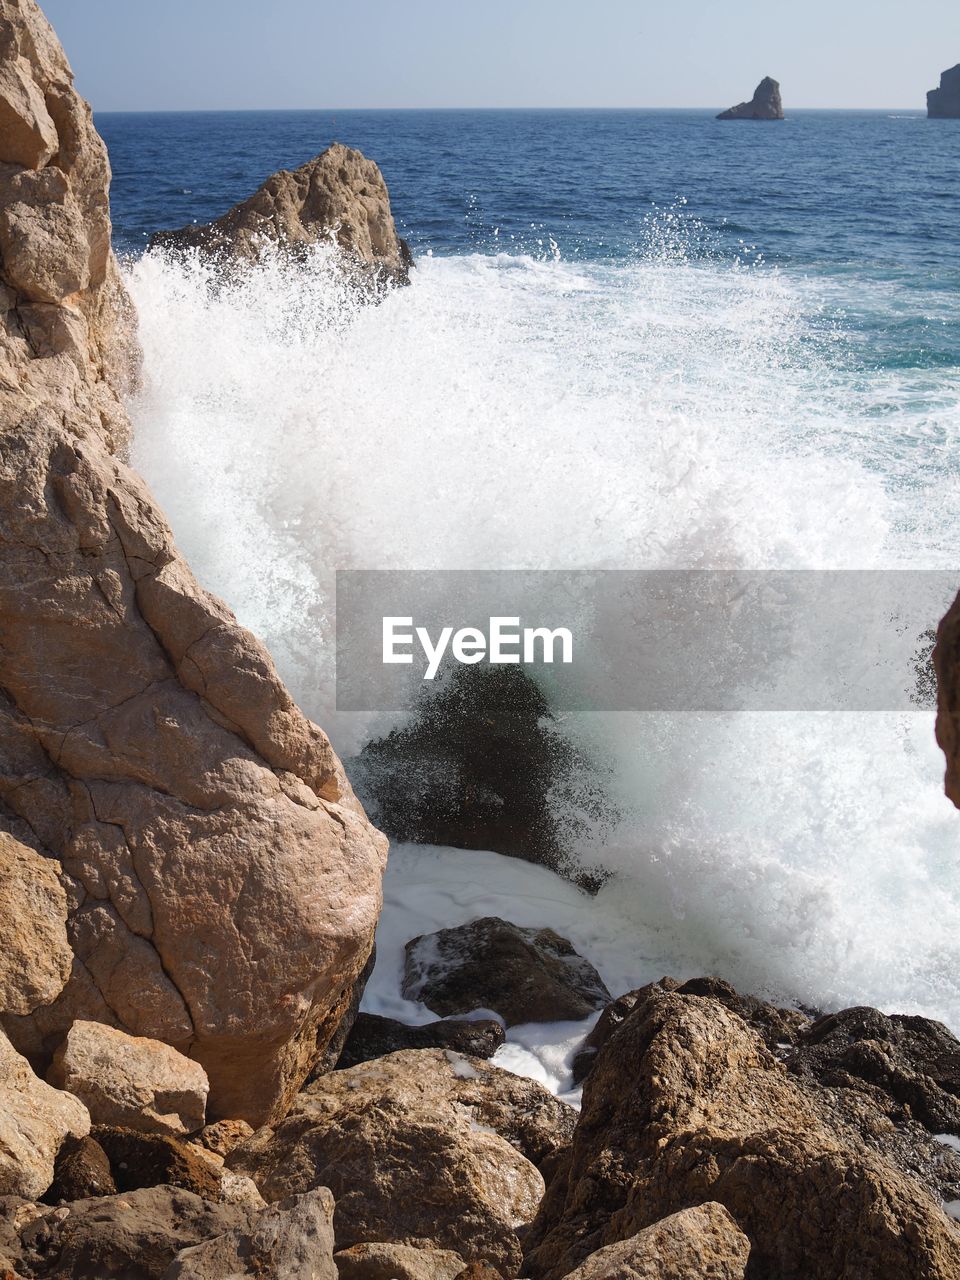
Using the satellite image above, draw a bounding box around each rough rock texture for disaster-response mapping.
[163,1187,337,1280]
[0,833,72,1015]
[44,1134,115,1202]
[197,1118,253,1159]
[10,1186,253,1279]
[928,65,960,118]
[559,1204,750,1280]
[334,1242,467,1280]
[353,665,610,886]
[717,77,784,120]
[229,1049,574,1275]
[0,0,387,1126]
[524,985,960,1280]
[333,1011,506,1070]
[152,142,411,288]
[91,1126,223,1201]
[49,1020,208,1135]
[0,1027,90,1199]
[403,917,610,1026]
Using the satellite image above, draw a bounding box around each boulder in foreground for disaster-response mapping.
[151,142,411,287]
[559,1203,750,1280]
[928,64,960,118]
[717,76,784,120]
[49,1020,208,1135]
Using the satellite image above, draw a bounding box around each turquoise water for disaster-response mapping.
[108,110,960,1029]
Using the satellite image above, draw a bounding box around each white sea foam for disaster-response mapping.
[124,233,960,1059]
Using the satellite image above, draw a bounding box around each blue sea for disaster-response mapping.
[101,109,960,1042]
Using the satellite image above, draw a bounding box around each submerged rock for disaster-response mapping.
[228,1048,577,1274]
[717,76,784,120]
[928,65,960,118]
[49,1021,209,1136]
[333,1011,506,1070]
[403,917,610,1026]
[353,665,611,886]
[0,0,387,1126]
[151,142,411,288]
[524,984,960,1280]
[559,1204,750,1280]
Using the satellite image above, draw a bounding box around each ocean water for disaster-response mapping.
[98,109,960,1082]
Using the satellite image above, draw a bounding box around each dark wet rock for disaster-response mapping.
[92,1126,221,1202]
[402,917,611,1026]
[928,65,960,118]
[333,1012,506,1070]
[524,983,960,1280]
[151,143,411,289]
[787,1004,960,1131]
[351,665,611,888]
[717,77,784,120]
[43,1135,115,1204]
[11,1185,252,1280]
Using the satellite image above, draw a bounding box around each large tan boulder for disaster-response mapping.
[558,1204,750,1280]
[49,1020,209,1135]
[0,1025,90,1199]
[163,1187,337,1280]
[229,1049,562,1275]
[0,832,72,1015]
[0,0,387,1126]
[524,984,960,1280]
[334,1242,467,1280]
[152,142,411,287]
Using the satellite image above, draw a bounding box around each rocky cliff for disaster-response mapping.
[928,64,960,118]
[0,0,387,1126]
[152,143,412,288]
[717,77,784,120]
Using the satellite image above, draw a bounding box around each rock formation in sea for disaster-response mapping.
[928,65,960,118]
[716,77,784,120]
[151,143,412,288]
[0,0,387,1126]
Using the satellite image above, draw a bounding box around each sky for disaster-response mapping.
[40,1,960,112]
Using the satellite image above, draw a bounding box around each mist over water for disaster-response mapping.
[126,203,960,1029]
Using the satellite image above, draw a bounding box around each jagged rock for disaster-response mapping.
[403,917,610,1026]
[558,1204,750,1280]
[162,1188,337,1280]
[197,1119,254,1159]
[717,77,784,120]
[524,985,960,1280]
[0,0,387,1126]
[151,143,411,288]
[49,1021,208,1136]
[935,593,960,805]
[92,1126,222,1201]
[44,1134,115,1203]
[333,1012,506,1070]
[0,1027,90,1200]
[228,1049,574,1274]
[0,833,71,1016]
[334,1242,467,1280]
[11,1185,254,1279]
[352,666,609,885]
[928,65,960,118]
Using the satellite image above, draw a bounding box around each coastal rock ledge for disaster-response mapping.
[0,0,387,1126]
[928,64,960,118]
[717,77,784,120]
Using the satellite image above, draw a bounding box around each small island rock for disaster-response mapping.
[928,64,960,118]
[717,77,784,120]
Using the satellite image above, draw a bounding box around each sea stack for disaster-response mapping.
[927,64,960,118]
[716,77,784,120]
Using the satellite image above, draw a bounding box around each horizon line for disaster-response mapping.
[93,104,931,116]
